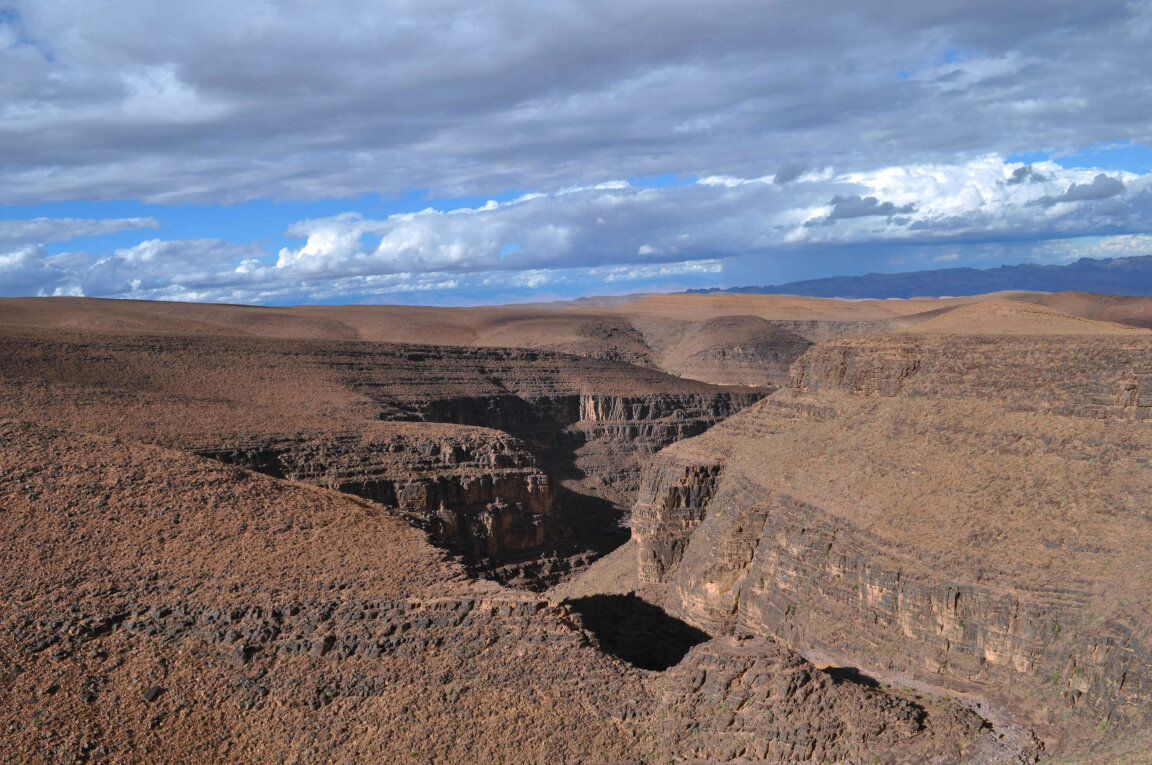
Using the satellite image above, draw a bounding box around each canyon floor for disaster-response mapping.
[2,291,1152,763]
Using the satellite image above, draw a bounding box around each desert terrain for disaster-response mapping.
[3,291,1152,762]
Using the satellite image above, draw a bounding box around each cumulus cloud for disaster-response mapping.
[81,238,267,296]
[0,237,265,298]
[0,244,69,296]
[3,157,1151,304]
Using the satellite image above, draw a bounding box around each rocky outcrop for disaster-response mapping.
[200,389,767,572]
[569,392,763,501]
[631,455,723,582]
[413,389,765,510]
[632,396,830,588]
[652,635,993,764]
[200,428,555,561]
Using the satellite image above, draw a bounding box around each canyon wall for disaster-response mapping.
[200,428,555,560]
[0,330,767,579]
[634,333,1152,745]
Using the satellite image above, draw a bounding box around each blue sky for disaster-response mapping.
[3,1,1152,305]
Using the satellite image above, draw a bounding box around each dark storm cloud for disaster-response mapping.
[826,195,918,220]
[1036,173,1126,206]
[1007,165,1049,185]
[2,0,1151,204]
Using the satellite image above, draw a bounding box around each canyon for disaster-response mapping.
[2,292,1151,762]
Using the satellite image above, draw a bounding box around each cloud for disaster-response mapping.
[256,156,1152,293]
[1035,173,1126,206]
[0,216,159,247]
[0,244,69,296]
[807,195,917,226]
[1007,165,1048,185]
[3,154,1152,303]
[0,237,266,298]
[2,1,1151,205]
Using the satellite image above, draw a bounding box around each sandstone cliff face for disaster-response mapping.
[569,392,763,502]
[634,334,1152,751]
[631,455,723,582]
[661,470,1152,734]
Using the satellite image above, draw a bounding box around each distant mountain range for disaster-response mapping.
[690,255,1152,298]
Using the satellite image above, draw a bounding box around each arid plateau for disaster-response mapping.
[3,291,1152,763]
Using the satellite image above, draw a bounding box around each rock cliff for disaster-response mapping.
[634,333,1152,755]
[200,427,555,561]
[0,329,766,584]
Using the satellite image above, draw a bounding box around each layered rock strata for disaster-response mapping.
[0,330,766,576]
[634,333,1152,754]
[200,428,554,560]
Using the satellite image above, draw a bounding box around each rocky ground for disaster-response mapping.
[0,419,996,764]
[5,291,1148,762]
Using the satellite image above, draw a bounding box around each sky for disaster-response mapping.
[3,1,1152,305]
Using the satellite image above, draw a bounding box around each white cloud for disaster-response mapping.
[0,244,64,296]
[3,154,1151,303]
[269,156,1152,286]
